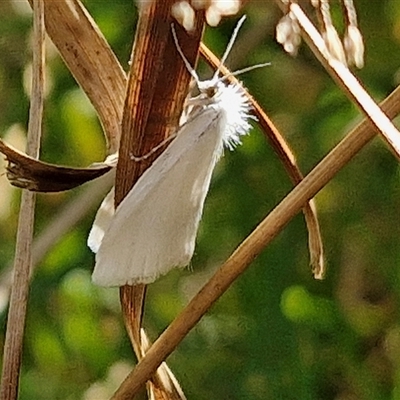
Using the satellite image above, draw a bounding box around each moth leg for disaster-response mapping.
[130,134,177,162]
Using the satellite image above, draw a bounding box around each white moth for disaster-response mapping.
[88,16,268,286]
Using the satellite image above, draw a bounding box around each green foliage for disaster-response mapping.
[1,1,400,399]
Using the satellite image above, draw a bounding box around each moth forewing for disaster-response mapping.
[87,188,115,253]
[91,108,225,286]
[89,16,258,286]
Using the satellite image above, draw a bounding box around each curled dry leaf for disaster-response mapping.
[0,139,112,192]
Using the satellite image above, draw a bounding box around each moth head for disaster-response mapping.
[172,16,271,120]
[171,16,269,106]
[187,79,227,108]
[197,78,223,97]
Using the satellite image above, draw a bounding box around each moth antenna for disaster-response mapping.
[213,15,247,80]
[171,23,200,83]
[218,62,271,83]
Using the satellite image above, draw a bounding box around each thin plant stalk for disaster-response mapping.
[276,1,400,159]
[0,1,45,399]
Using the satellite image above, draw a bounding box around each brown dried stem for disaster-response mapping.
[0,1,45,399]
[200,42,325,279]
[115,2,204,399]
[27,0,126,153]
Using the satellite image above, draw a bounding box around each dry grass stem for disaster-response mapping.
[27,0,126,153]
[277,1,400,159]
[110,82,400,399]
[120,286,187,399]
[0,1,45,399]
[0,172,115,315]
[200,42,326,279]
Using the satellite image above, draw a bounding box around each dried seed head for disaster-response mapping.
[171,1,196,32]
[342,0,364,68]
[171,0,243,30]
[344,25,364,68]
[276,12,301,56]
[323,25,347,64]
[276,0,364,69]
[205,0,241,26]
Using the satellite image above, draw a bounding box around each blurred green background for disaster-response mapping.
[1,1,400,399]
